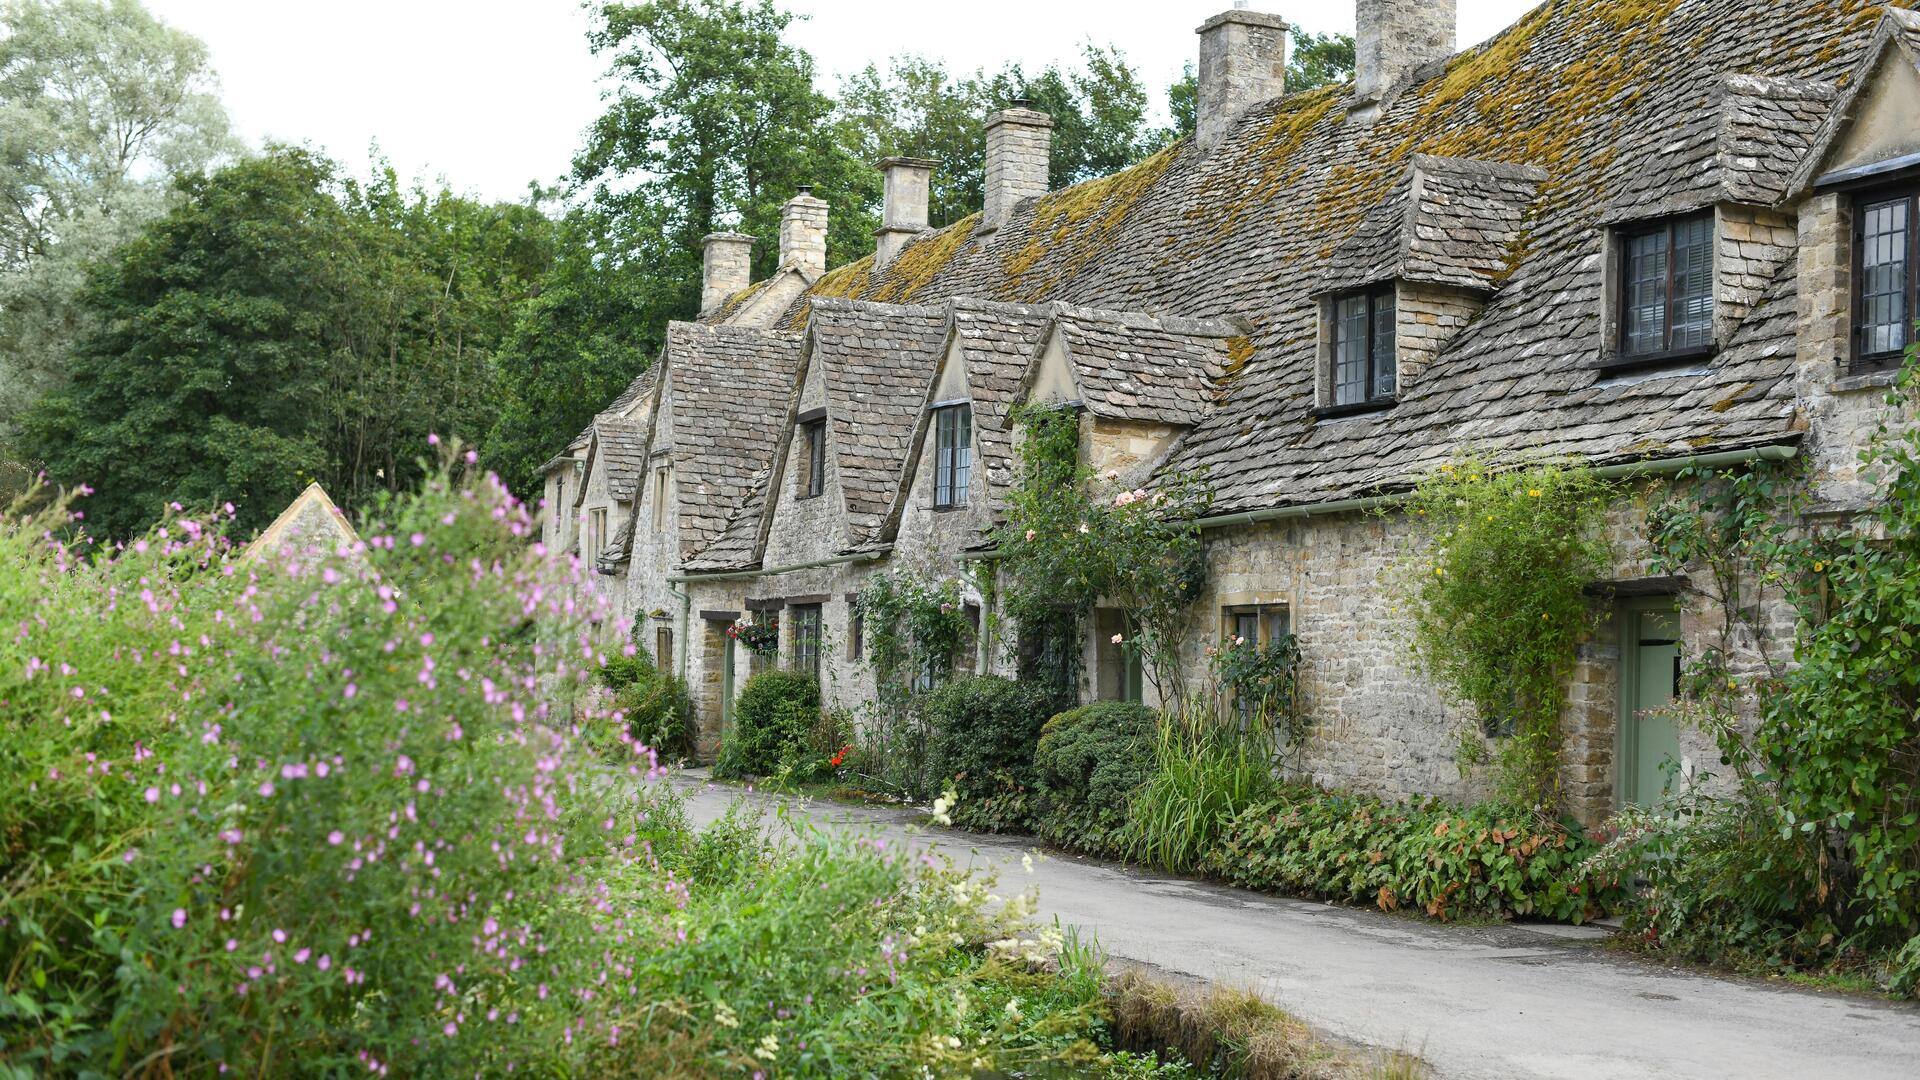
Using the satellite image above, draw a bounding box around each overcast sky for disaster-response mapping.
[142,0,1544,204]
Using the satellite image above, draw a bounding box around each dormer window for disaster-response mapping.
[1332,285,1396,408]
[1618,212,1714,360]
[932,403,972,509]
[1856,186,1917,372]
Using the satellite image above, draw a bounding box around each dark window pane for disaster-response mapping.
[1623,227,1669,355]
[953,406,972,502]
[1371,288,1397,398]
[1670,215,1714,350]
[1333,294,1369,405]
[933,405,971,507]
[1860,197,1910,359]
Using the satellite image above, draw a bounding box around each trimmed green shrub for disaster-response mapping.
[714,669,822,779]
[925,675,1070,831]
[1032,702,1158,854]
[1209,790,1623,923]
[615,669,697,761]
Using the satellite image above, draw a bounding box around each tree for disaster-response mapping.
[0,0,236,447]
[22,147,557,537]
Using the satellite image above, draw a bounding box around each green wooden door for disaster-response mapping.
[1619,600,1683,808]
[721,636,736,732]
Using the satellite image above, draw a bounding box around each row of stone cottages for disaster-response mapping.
[538,0,1920,825]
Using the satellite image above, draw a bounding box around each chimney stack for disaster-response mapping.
[779,186,829,277]
[874,157,937,270]
[1195,6,1289,152]
[981,100,1054,234]
[700,232,754,313]
[1353,0,1457,122]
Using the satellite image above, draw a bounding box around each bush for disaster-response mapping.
[1210,790,1622,923]
[1033,702,1159,854]
[925,675,1070,831]
[1124,704,1282,874]
[599,646,655,691]
[614,669,697,762]
[713,669,822,780]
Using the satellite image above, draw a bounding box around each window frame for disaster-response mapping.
[587,507,607,565]
[932,402,973,510]
[655,625,674,671]
[1852,184,1920,374]
[789,603,823,682]
[1326,284,1397,413]
[1613,210,1717,365]
[799,419,826,499]
[650,466,669,532]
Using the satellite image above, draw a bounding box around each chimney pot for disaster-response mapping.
[1353,0,1457,122]
[779,188,829,277]
[981,105,1054,233]
[700,232,754,314]
[1195,8,1289,152]
[874,157,937,271]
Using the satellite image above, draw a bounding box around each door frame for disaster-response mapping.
[1615,594,1680,809]
[721,634,736,732]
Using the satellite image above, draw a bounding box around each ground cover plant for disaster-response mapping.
[0,456,1245,1077]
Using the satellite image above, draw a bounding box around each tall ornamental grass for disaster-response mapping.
[1123,702,1280,875]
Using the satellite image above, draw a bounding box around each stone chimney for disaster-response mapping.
[1196,6,1289,152]
[700,232,754,313]
[779,186,829,277]
[1353,0,1457,122]
[874,157,937,270]
[981,101,1054,234]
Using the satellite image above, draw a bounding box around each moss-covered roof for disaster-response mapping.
[762,0,1910,514]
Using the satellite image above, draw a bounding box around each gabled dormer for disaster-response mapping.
[1310,155,1546,414]
[1011,306,1240,485]
[1595,74,1834,371]
[1790,10,1920,384]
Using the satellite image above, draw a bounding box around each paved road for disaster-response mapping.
[667,774,1920,1080]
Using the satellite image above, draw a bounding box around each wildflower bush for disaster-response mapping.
[923,675,1071,832]
[994,404,1212,700]
[713,669,824,780]
[1209,791,1623,923]
[1031,702,1160,855]
[1397,459,1612,816]
[0,457,1237,1075]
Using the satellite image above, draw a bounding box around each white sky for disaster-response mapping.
[143,0,1543,204]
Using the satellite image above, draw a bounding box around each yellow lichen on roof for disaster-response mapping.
[1221,335,1257,382]
[1182,85,1342,246]
[1002,143,1180,293]
[872,213,979,303]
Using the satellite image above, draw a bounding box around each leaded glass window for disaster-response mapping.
[1620,212,1714,358]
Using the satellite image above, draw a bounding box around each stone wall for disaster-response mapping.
[1396,282,1483,388]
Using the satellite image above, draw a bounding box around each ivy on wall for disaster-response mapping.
[853,570,973,702]
[1397,458,1612,817]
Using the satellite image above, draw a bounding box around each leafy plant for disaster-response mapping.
[725,613,781,657]
[924,675,1071,832]
[713,669,823,779]
[1032,702,1160,855]
[1397,459,1612,816]
[1207,633,1305,750]
[854,569,975,701]
[614,668,698,761]
[994,404,1213,701]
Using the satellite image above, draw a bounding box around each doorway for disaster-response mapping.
[1617,597,1683,808]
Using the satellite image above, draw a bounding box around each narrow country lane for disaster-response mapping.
[667,774,1920,1080]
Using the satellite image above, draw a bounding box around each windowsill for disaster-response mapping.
[1590,345,1717,373]
[796,492,823,501]
[1313,397,1397,420]
[1834,365,1903,393]
[931,503,968,514]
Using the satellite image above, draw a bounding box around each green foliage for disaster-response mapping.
[1398,459,1612,816]
[855,569,974,701]
[923,675,1070,831]
[714,669,823,779]
[0,0,237,446]
[1123,704,1281,875]
[1207,633,1304,748]
[1032,702,1159,854]
[615,669,698,761]
[21,146,557,537]
[599,644,657,691]
[1212,791,1623,924]
[995,404,1212,700]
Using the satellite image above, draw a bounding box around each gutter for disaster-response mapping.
[667,546,892,585]
[1190,444,1799,532]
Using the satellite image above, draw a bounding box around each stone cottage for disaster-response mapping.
[543,0,1920,823]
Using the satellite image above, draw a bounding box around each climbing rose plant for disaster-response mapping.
[1397,458,1612,817]
[993,404,1212,701]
